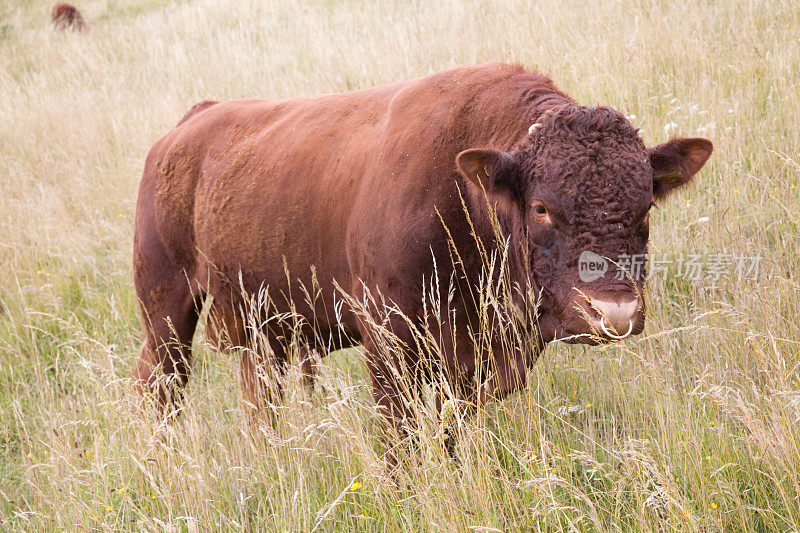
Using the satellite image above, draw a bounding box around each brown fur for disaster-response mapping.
[132,63,712,431]
[51,3,85,31]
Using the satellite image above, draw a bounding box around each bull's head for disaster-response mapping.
[456,105,712,344]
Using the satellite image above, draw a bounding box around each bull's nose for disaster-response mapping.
[587,297,639,339]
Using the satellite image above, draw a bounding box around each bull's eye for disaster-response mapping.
[531,201,552,225]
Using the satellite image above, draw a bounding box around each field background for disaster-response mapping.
[1,0,799,530]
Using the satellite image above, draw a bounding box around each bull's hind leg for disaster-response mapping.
[207,300,292,418]
[132,198,204,412]
[133,269,201,412]
[240,336,291,419]
[299,347,321,394]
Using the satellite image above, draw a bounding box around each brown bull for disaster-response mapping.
[133,63,712,432]
[51,3,85,31]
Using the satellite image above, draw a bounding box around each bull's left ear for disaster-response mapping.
[456,148,522,202]
[649,137,713,200]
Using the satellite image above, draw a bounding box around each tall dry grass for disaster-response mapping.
[1,0,800,530]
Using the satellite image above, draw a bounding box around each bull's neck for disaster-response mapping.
[518,94,572,145]
[483,93,572,151]
[531,94,572,113]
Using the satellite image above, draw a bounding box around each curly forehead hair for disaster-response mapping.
[517,104,649,178]
[539,104,641,142]
[516,104,654,257]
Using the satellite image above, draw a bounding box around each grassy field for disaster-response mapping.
[2,0,800,530]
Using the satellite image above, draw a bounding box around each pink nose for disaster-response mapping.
[586,297,638,339]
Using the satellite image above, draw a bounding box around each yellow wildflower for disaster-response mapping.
[710,501,718,510]
[586,403,592,409]
[349,482,363,492]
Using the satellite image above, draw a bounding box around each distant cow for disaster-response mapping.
[133,63,712,434]
[51,3,85,31]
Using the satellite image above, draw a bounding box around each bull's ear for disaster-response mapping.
[650,137,713,200]
[456,149,521,202]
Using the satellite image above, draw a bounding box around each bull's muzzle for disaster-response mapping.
[586,296,639,340]
[554,290,644,344]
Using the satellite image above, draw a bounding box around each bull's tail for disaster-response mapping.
[175,100,219,127]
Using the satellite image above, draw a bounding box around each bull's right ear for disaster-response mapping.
[456,149,521,202]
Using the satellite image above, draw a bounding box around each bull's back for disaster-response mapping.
[141,84,406,319]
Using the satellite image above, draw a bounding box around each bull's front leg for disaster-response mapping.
[477,345,533,404]
[364,340,422,452]
[436,338,541,459]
